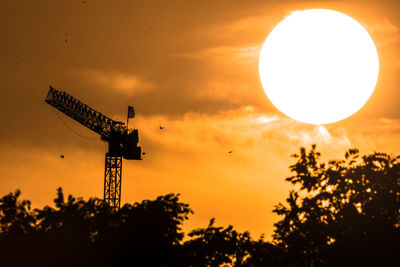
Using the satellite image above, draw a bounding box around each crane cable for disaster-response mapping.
[50,107,99,140]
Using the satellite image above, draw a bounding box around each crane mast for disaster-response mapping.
[45,86,141,209]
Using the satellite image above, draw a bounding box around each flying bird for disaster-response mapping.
[228,151,233,154]
[142,152,146,155]
[60,155,65,159]
[159,126,164,130]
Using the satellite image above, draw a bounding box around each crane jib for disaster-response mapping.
[45,86,141,160]
[45,86,125,139]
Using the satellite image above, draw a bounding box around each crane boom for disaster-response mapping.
[45,86,125,142]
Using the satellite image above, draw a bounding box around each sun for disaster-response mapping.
[259,9,379,125]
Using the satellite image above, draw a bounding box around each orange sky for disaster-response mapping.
[1,0,400,239]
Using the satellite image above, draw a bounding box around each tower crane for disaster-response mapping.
[45,86,141,210]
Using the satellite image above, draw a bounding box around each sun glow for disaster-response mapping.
[259,9,379,125]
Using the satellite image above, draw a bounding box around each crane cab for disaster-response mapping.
[107,129,141,160]
[122,130,141,160]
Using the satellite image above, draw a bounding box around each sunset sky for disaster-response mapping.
[1,0,400,239]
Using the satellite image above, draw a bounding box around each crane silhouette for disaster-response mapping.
[45,86,141,210]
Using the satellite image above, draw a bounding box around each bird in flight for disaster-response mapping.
[159,126,164,130]
[60,155,65,159]
[228,151,233,154]
[142,152,146,155]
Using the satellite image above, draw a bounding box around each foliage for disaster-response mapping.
[0,189,193,266]
[273,145,400,266]
[182,218,250,266]
[1,145,400,266]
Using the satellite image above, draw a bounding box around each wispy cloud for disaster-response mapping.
[175,45,261,63]
[367,17,400,69]
[369,17,398,36]
[172,12,276,62]
[75,69,153,95]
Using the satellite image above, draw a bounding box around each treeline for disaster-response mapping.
[0,189,279,266]
[1,146,400,266]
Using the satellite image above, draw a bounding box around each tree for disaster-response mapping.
[273,145,400,266]
[102,193,193,266]
[0,187,280,266]
[0,190,36,266]
[0,188,193,266]
[3,145,399,266]
[181,219,284,267]
[182,218,251,266]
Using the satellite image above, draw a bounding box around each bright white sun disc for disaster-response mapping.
[259,9,379,124]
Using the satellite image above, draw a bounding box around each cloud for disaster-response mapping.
[173,11,277,62]
[161,12,281,115]
[194,12,278,47]
[2,105,400,239]
[75,69,153,96]
[170,44,267,111]
[369,17,398,35]
[175,45,261,64]
[367,17,400,69]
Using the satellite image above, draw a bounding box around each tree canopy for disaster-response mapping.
[1,146,399,266]
[273,145,400,266]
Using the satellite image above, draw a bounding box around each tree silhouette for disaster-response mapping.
[0,190,36,266]
[180,218,284,267]
[1,146,400,266]
[0,188,193,266]
[103,193,193,266]
[182,218,251,266]
[273,145,400,266]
